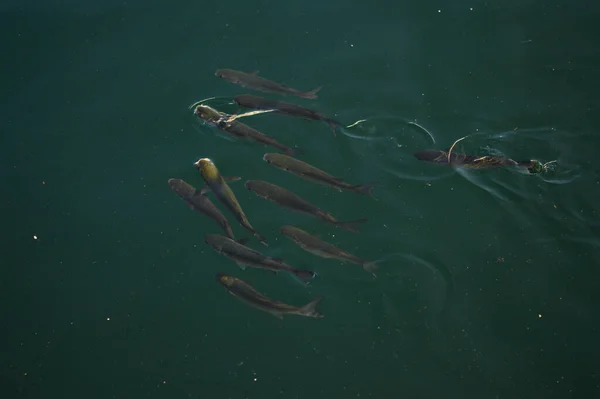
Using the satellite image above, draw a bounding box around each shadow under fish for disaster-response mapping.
[234,94,341,135]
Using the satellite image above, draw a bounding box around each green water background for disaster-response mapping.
[2,1,600,398]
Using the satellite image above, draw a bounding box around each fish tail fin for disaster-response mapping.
[299,296,324,318]
[327,119,339,136]
[293,269,317,282]
[332,218,368,233]
[353,181,379,200]
[225,225,236,240]
[302,86,322,100]
[255,232,268,247]
[363,258,385,277]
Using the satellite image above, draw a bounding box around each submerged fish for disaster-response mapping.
[234,94,341,135]
[414,150,539,172]
[194,105,297,155]
[215,69,322,100]
[263,153,376,198]
[205,234,315,281]
[244,180,367,233]
[280,225,378,275]
[168,178,235,239]
[216,273,324,319]
[194,158,267,245]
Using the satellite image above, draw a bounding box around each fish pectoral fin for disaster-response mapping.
[199,186,211,195]
[248,70,259,75]
[223,176,242,183]
[236,263,247,270]
[268,311,283,320]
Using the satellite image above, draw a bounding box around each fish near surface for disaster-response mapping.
[205,234,315,282]
[280,225,378,275]
[263,153,377,198]
[194,158,267,245]
[414,150,535,170]
[244,179,367,233]
[194,105,297,155]
[216,273,324,319]
[234,94,341,135]
[168,178,235,239]
[215,68,322,100]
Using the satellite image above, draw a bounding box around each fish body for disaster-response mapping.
[194,105,297,155]
[244,180,366,233]
[414,150,532,169]
[234,94,341,134]
[168,178,235,239]
[216,273,324,318]
[194,158,267,245]
[215,69,322,100]
[205,235,315,281]
[263,153,376,197]
[280,225,377,274]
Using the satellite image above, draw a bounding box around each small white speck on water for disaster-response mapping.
[350,44,354,47]
[469,7,474,11]
[438,9,441,13]
[33,235,38,240]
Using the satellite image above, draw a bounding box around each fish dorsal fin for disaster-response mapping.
[199,185,211,195]
[248,70,259,75]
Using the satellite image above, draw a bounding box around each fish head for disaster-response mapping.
[280,225,299,239]
[262,153,283,166]
[194,105,221,121]
[204,234,223,250]
[215,69,238,83]
[215,272,235,287]
[194,158,220,181]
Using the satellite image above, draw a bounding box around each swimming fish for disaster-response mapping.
[168,178,235,239]
[280,225,378,275]
[244,180,367,233]
[194,158,267,245]
[234,94,341,135]
[263,153,377,198]
[194,105,297,155]
[414,150,539,172]
[216,272,324,319]
[215,68,322,99]
[205,234,315,281]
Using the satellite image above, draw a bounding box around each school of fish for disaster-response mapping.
[170,69,546,319]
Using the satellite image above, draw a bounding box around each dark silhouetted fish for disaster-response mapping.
[244,179,367,233]
[216,272,324,319]
[194,105,297,155]
[414,150,539,172]
[168,178,235,239]
[194,158,267,245]
[263,153,377,198]
[205,234,315,281]
[215,69,321,99]
[281,225,378,275]
[234,94,341,135]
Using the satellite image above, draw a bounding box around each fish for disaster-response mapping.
[205,235,316,281]
[414,150,536,171]
[194,105,298,156]
[168,178,236,240]
[244,179,367,233]
[194,158,267,245]
[280,225,378,275]
[263,153,376,198]
[215,69,322,100]
[234,94,341,135]
[216,272,324,319]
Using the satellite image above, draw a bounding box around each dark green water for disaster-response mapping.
[3,1,600,397]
